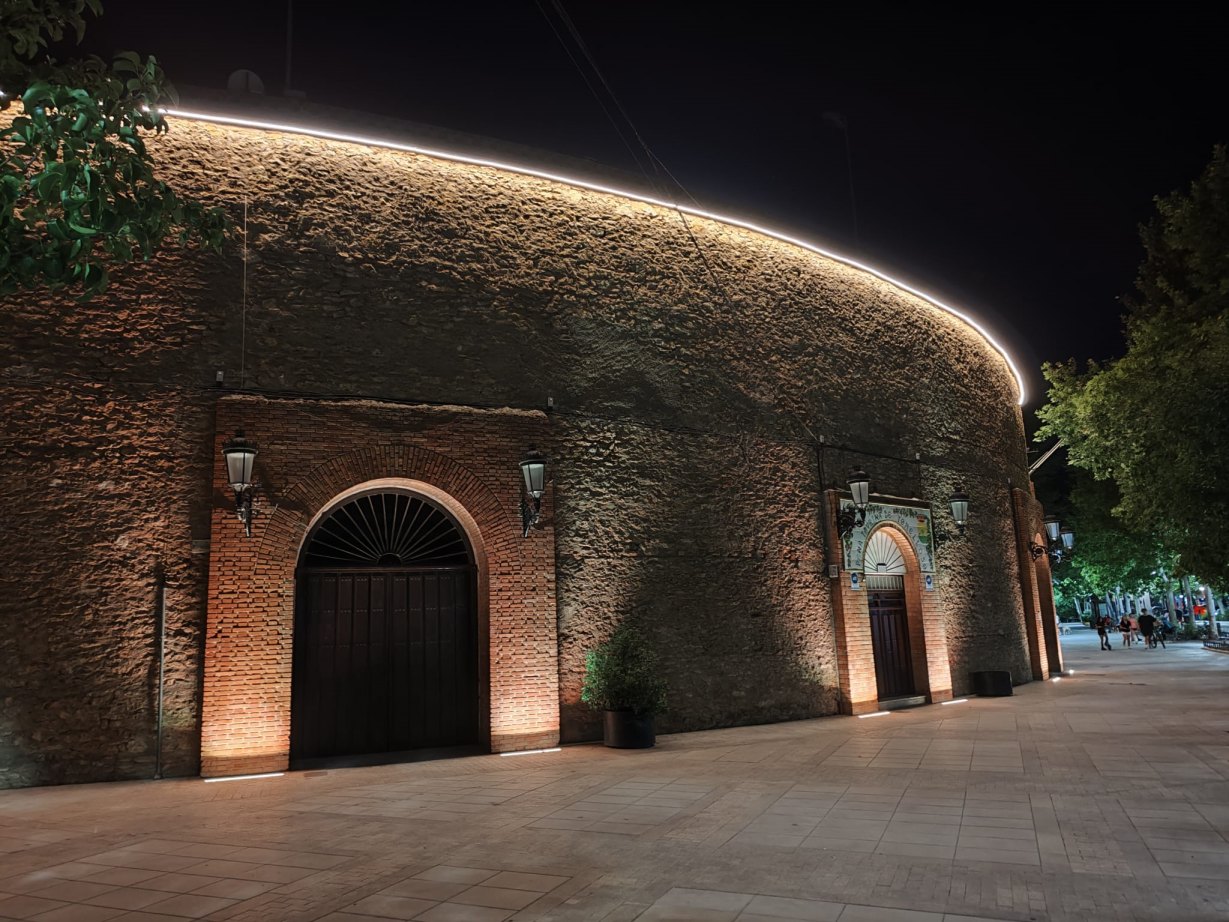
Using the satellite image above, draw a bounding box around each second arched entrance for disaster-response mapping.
[864,528,920,701]
[290,489,481,766]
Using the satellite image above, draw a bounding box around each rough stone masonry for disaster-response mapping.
[0,99,1046,787]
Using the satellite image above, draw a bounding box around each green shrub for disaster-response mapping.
[580,623,667,717]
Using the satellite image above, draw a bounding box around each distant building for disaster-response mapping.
[0,98,1061,786]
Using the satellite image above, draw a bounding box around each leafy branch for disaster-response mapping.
[1,0,229,298]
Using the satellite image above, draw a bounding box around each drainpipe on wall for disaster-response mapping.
[154,564,167,780]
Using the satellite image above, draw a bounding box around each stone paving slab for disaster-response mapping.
[2,631,1229,920]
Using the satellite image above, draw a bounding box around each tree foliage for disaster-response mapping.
[1058,472,1171,596]
[1037,147,1229,587]
[1,0,228,298]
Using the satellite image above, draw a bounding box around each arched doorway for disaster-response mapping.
[290,489,481,766]
[864,528,917,700]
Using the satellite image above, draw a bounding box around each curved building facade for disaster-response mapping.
[0,103,1060,786]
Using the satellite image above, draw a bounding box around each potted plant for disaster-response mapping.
[581,622,667,748]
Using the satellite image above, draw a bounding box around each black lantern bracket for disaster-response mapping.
[521,493,541,538]
[1030,541,1072,564]
[234,484,258,538]
[837,467,871,539]
[1031,515,1074,563]
[932,524,964,544]
[837,504,866,539]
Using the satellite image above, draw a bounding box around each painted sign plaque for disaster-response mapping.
[840,499,936,574]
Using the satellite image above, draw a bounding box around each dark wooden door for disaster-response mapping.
[869,588,916,699]
[290,566,478,762]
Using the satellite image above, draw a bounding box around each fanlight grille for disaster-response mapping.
[863,529,906,575]
[303,492,469,568]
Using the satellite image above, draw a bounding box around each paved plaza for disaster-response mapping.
[2,630,1228,922]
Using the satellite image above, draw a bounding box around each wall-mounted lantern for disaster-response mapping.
[837,468,871,538]
[1043,514,1061,543]
[519,450,547,537]
[1031,513,1074,563]
[948,486,970,535]
[221,430,258,537]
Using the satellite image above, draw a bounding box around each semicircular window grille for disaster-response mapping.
[302,492,470,568]
[863,529,906,575]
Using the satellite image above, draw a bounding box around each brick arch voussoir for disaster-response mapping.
[256,444,509,569]
[863,521,924,574]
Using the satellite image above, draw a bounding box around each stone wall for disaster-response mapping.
[0,109,1035,785]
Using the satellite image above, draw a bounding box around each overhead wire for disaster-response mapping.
[538,0,739,317]
[531,0,652,180]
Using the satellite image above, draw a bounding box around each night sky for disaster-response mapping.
[77,2,1227,409]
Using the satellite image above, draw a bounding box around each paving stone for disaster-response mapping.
[380,879,470,901]
[414,904,513,922]
[347,893,438,919]
[84,887,172,910]
[741,894,844,920]
[837,906,944,922]
[0,894,68,918]
[481,871,569,892]
[412,867,499,885]
[25,905,124,922]
[140,893,240,918]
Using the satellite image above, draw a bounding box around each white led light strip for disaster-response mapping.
[164,108,1026,405]
[202,771,284,782]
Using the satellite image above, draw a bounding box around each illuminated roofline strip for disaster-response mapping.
[164,107,1026,405]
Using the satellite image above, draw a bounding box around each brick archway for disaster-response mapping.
[829,505,953,714]
[201,398,558,777]
[289,479,491,762]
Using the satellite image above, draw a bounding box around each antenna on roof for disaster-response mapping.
[283,0,305,98]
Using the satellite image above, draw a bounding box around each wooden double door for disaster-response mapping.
[868,587,917,700]
[290,566,479,763]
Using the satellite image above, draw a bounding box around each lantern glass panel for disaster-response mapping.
[1060,528,1074,550]
[949,490,970,527]
[1044,516,1061,542]
[223,446,256,490]
[520,457,546,498]
[848,470,870,508]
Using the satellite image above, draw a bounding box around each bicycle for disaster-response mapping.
[1146,626,1170,649]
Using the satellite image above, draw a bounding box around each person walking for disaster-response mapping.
[1096,613,1113,651]
[1139,610,1159,649]
[1118,614,1133,647]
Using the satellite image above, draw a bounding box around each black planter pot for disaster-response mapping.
[603,710,655,748]
[970,670,1013,697]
